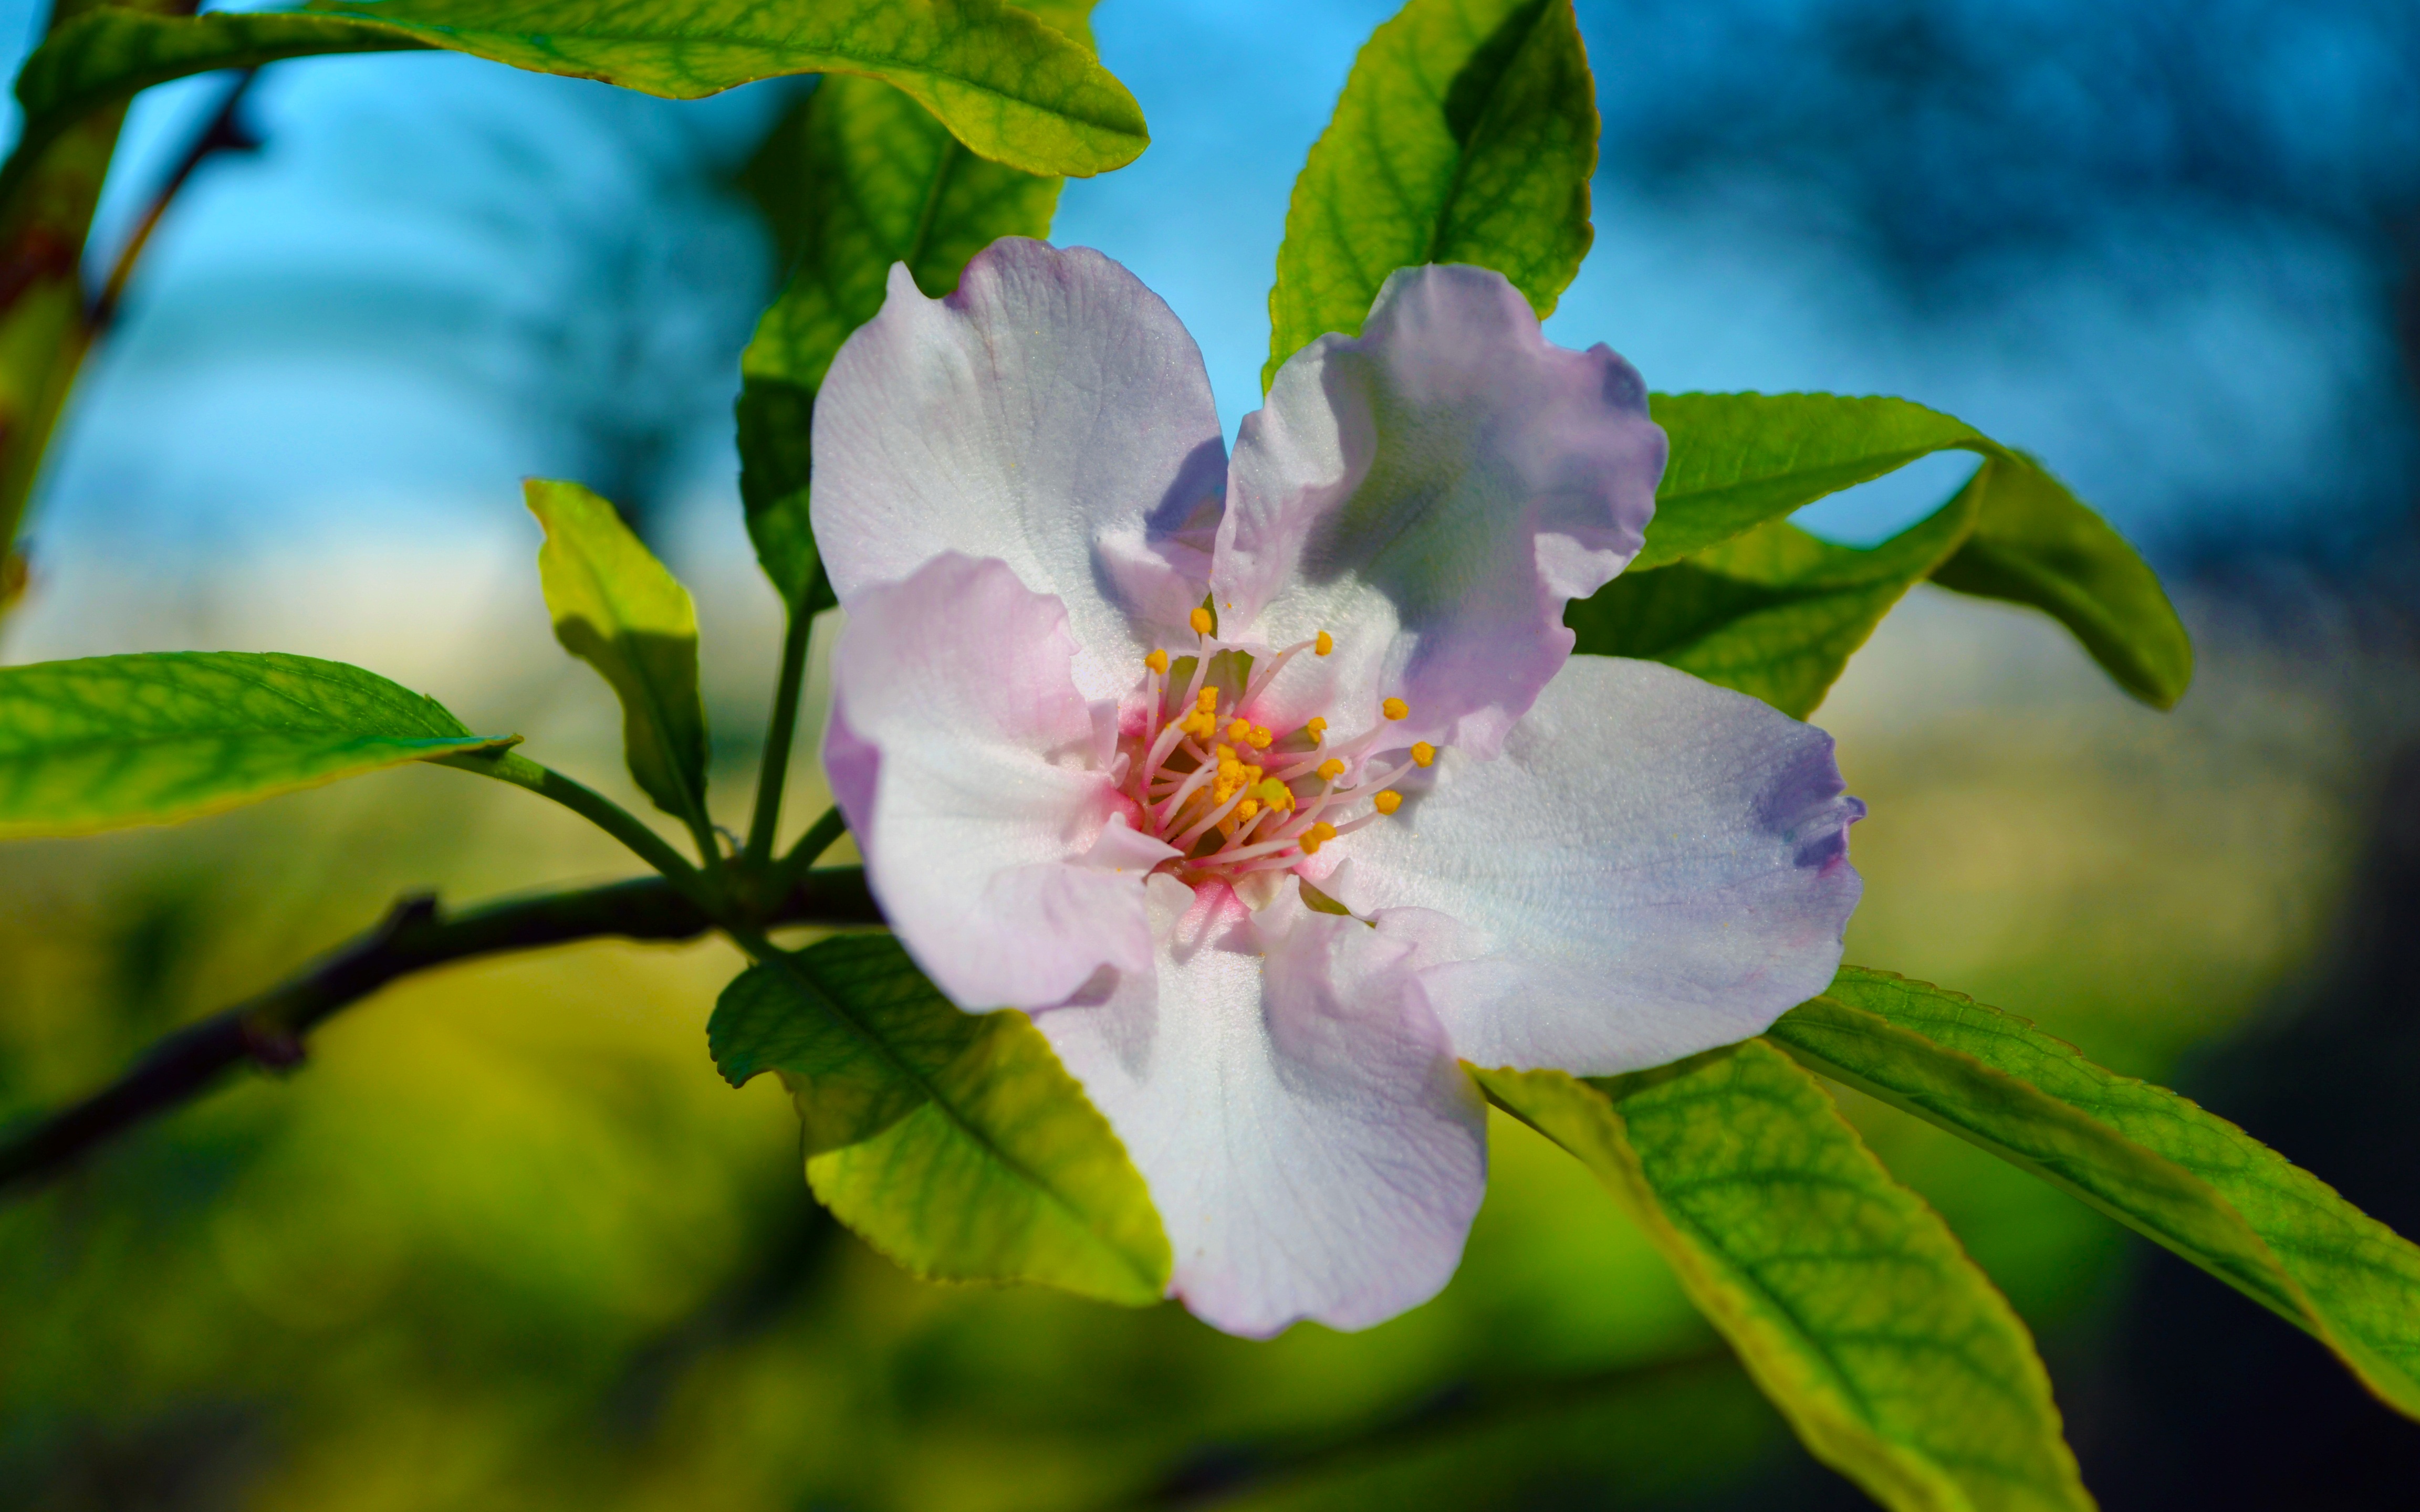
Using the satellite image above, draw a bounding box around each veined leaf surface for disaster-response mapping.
[1775,970,2420,1420]
[1569,489,1975,718]
[1477,1051,2091,1512]
[1603,393,2190,709]
[711,933,982,1155]
[0,651,511,837]
[1265,0,1595,386]
[735,3,1091,603]
[9,0,1145,193]
[710,934,1170,1305]
[1636,393,1985,571]
[1927,455,2192,708]
[524,479,710,836]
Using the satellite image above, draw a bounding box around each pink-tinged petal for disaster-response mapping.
[812,239,1226,700]
[1034,879,1488,1337]
[1216,265,1664,757]
[1334,656,1863,1075]
[825,553,1179,1011]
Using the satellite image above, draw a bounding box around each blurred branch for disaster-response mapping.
[87,67,262,335]
[1123,1345,1739,1510]
[0,867,882,1198]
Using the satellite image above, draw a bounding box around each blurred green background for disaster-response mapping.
[7,0,2420,1506]
[4,575,2409,1510]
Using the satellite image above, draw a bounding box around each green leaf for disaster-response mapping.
[711,933,983,1154]
[523,478,710,835]
[1264,0,1596,387]
[735,5,1088,603]
[1567,487,1977,718]
[0,651,513,837]
[1636,393,1987,572]
[7,0,1144,205]
[711,934,1171,1304]
[1476,1049,2090,1512]
[1595,393,2191,710]
[1774,970,2420,1421]
[1927,456,2193,708]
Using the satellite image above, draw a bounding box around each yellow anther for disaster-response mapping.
[1215,743,1236,762]
[1298,833,1324,856]
[1190,606,1215,636]
[1374,790,1402,815]
[1144,648,1169,674]
[1226,718,1251,741]
[1308,821,1338,843]
[1315,630,1334,656]
[1256,779,1292,808]
[1318,758,1346,782]
[1196,688,1219,712]
[1411,741,1436,768]
[1306,716,1327,745]
[1237,799,1260,820]
[1248,725,1274,749]
[1382,696,1410,721]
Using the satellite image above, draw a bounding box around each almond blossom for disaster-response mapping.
[813,238,1863,1338]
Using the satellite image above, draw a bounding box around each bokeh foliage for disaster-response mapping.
[1,0,2414,1507]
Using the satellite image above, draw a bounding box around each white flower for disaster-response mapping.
[813,239,1863,1336]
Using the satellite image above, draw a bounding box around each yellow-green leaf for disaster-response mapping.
[1265,0,1596,386]
[1776,970,2420,1421]
[734,1,1089,602]
[1568,487,1977,718]
[711,933,982,1155]
[711,934,1170,1305]
[1927,455,2193,709]
[0,651,512,837]
[524,478,708,835]
[1476,1049,2091,1512]
[9,0,1145,191]
[1602,393,2192,709]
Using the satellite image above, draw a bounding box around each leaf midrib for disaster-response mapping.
[28,9,1144,145]
[764,946,1154,1288]
[320,9,1146,135]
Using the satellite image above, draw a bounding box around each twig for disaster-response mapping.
[0,867,881,1196]
[1118,1344,1739,1510]
[87,67,262,335]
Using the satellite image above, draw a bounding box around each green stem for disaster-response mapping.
[742,562,835,869]
[440,749,703,891]
[744,594,816,866]
[780,805,848,878]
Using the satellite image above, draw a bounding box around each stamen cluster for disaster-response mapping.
[1123,610,1438,885]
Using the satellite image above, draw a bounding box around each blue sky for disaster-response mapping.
[4,0,2411,582]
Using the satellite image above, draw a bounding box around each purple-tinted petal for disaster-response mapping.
[1333,656,1863,1075]
[1216,265,1664,757]
[1034,880,1488,1337]
[825,553,1178,1011]
[812,238,1227,700]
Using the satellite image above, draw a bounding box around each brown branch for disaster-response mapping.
[0,866,881,1196]
[87,67,262,334]
[1121,1345,1740,1509]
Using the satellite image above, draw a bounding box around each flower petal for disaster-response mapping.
[1217,265,1664,757]
[812,238,1227,700]
[1331,656,1863,1075]
[825,553,1179,1011]
[1034,879,1488,1337]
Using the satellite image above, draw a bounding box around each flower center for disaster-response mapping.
[1120,607,1437,886]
